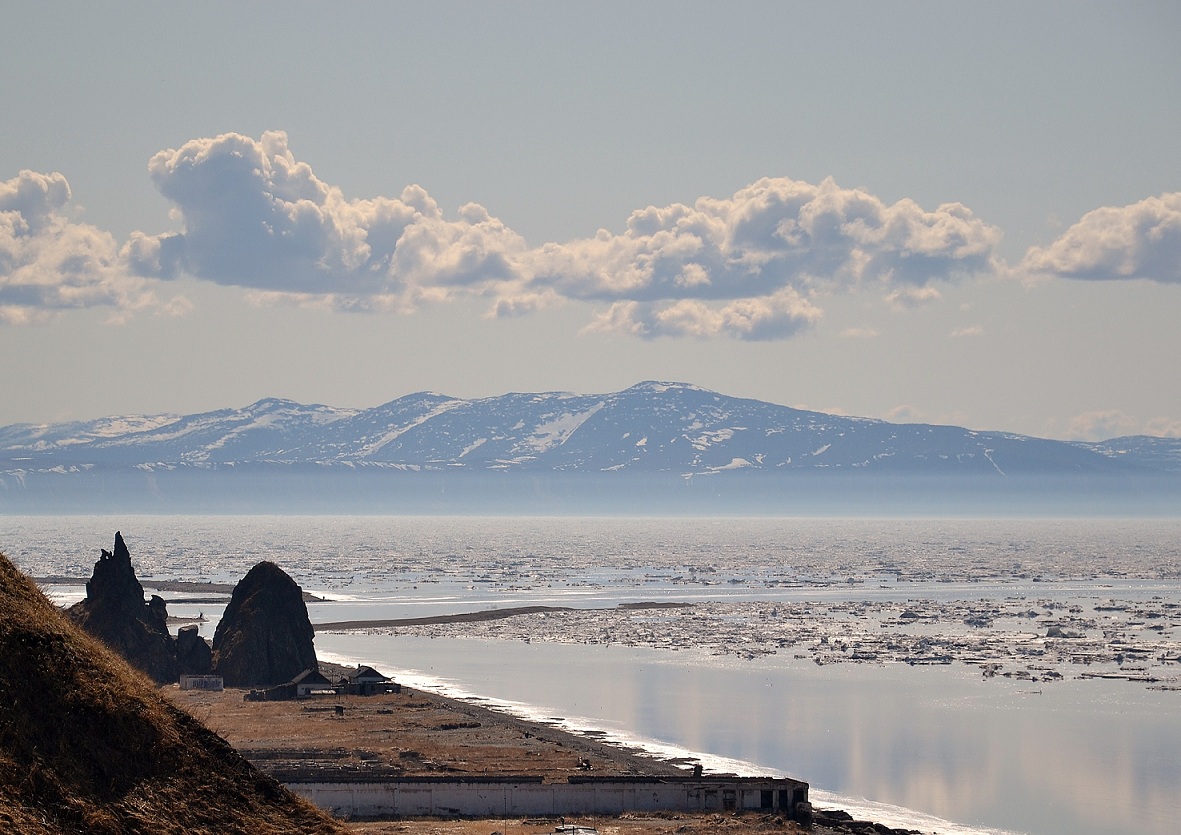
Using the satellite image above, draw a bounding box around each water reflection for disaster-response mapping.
[314,633,1181,835]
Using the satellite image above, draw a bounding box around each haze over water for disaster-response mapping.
[8,514,1180,835]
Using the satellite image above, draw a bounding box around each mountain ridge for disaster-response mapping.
[1,380,1178,475]
[2,381,1179,514]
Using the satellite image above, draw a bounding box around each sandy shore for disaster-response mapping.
[168,677,693,783]
[167,675,887,835]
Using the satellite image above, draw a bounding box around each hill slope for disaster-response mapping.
[0,552,344,834]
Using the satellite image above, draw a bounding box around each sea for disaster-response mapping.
[4,515,1180,835]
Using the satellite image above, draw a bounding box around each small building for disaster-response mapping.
[292,668,338,698]
[179,674,224,692]
[345,665,400,696]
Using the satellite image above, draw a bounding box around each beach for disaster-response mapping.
[167,672,881,835]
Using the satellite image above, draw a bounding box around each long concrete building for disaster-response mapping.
[288,774,809,819]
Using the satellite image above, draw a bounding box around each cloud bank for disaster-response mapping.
[127,132,1003,339]
[2,131,1177,335]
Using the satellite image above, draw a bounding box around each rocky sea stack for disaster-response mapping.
[66,531,180,684]
[213,561,317,687]
[176,623,213,675]
[0,550,343,834]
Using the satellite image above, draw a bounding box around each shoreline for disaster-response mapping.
[310,651,1019,835]
[168,670,916,835]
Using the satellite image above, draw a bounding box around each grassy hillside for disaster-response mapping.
[0,552,344,834]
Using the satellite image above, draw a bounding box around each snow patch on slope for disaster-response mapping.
[690,428,735,450]
[357,400,462,457]
[524,403,604,452]
[459,438,488,458]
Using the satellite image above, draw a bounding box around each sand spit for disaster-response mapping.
[315,602,689,631]
[34,575,326,603]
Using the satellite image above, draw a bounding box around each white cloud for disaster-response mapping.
[839,327,879,338]
[1021,192,1181,283]
[134,131,531,312]
[38,130,1181,344]
[528,176,1001,302]
[129,133,1004,338]
[1066,410,1139,441]
[885,404,924,423]
[11,130,1181,342]
[885,286,942,309]
[948,325,984,338]
[0,304,54,326]
[0,170,160,321]
[1066,412,1181,440]
[580,289,822,341]
[1144,417,1181,438]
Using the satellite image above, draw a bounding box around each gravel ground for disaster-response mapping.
[167,681,869,835]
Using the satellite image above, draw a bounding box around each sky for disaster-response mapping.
[1,2,1179,441]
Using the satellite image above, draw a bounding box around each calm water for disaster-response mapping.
[5,514,1181,835]
[314,634,1178,835]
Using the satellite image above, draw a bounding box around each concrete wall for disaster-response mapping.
[178,675,223,691]
[287,777,805,818]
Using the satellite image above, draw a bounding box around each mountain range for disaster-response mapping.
[2,382,1179,514]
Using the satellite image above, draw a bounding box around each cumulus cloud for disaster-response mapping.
[126,133,1005,338]
[534,177,1001,299]
[1067,411,1181,440]
[133,131,530,311]
[0,170,160,322]
[1021,193,1181,283]
[884,404,924,423]
[839,327,879,338]
[11,129,1181,339]
[1066,410,1139,441]
[948,325,984,338]
[1144,417,1181,438]
[581,289,822,341]
[885,285,942,309]
[1,130,1011,338]
[526,176,1000,337]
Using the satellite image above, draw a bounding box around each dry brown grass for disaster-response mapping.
[168,684,692,784]
[0,552,346,834]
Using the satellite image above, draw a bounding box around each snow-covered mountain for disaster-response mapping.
[2,382,1178,514]
[2,381,1177,475]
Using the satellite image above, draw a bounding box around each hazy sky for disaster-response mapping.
[2,2,1179,440]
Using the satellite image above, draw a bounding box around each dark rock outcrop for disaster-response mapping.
[176,623,213,675]
[212,561,317,687]
[0,551,345,834]
[67,531,179,683]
